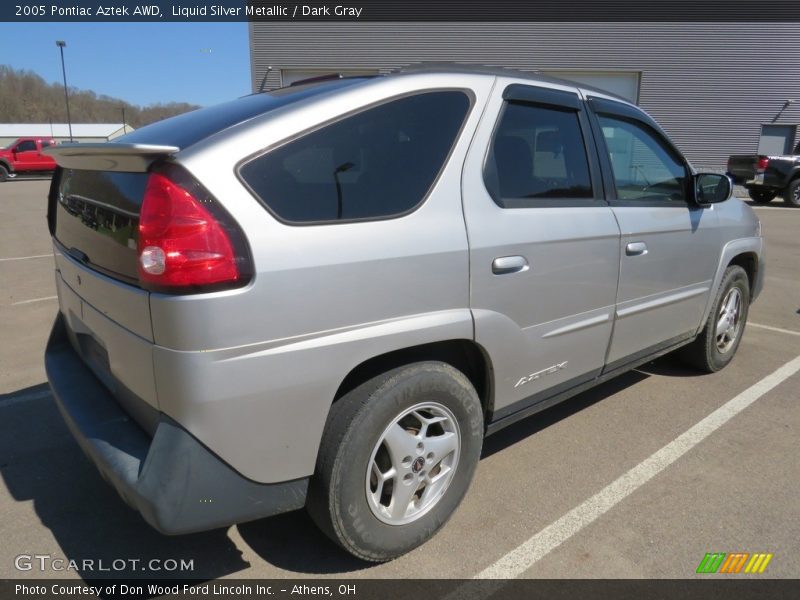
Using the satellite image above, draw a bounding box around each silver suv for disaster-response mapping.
[44,66,764,562]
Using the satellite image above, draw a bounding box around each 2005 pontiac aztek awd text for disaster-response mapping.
[44,65,764,561]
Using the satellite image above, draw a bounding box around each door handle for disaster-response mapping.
[625,242,648,256]
[492,255,529,275]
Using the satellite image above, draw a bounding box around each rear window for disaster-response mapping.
[117,78,368,150]
[238,91,471,223]
[53,169,150,284]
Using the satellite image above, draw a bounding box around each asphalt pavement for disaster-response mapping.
[0,180,798,583]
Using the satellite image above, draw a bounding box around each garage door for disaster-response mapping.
[757,124,796,155]
[541,71,641,104]
[281,69,379,86]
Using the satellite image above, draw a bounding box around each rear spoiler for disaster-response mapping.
[43,143,179,172]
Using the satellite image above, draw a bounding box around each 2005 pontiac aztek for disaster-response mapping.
[44,65,764,561]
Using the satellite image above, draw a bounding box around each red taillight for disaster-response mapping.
[757,157,769,171]
[138,168,250,292]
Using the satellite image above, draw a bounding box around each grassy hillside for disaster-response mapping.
[0,64,201,128]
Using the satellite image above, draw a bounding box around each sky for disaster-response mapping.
[0,22,251,107]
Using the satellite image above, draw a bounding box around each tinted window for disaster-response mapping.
[598,115,687,202]
[240,91,471,223]
[16,140,37,152]
[118,78,369,150]
[486,102,593,207]
[54,169,150,283]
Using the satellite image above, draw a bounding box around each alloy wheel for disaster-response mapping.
[365,402,461,525]
[716,287,742,354]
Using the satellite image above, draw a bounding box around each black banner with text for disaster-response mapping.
[3,0,800,22]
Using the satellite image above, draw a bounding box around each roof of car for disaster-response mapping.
[113,64,636,155]
[392,62,633,104]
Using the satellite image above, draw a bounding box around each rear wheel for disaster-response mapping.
[307,362,483,562]
[0,165,8,182]
[680,265,749,372]
[747,188,776,204]
[784,179,800,207]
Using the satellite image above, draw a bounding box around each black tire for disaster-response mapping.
[679,265,750,373]
[783,179,800,207]
[0,164,8,182]
[307,361,483,562]
[747,188,776,204]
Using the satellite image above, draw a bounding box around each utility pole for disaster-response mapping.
[55,40,73,142]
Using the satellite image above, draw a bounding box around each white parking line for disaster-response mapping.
[0,388,51,408]
[470,353,800,582]
[749,322,800,337]
[0,254,51,262]
[10,296,57,306]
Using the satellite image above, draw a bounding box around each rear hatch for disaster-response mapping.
[47,143,256,435]
[47,145,180,341]
[46,145,178,434]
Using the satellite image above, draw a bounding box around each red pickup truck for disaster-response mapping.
[0,137,58,181]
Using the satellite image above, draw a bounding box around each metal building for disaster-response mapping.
[0,123,133,147]
[249,22,800,170]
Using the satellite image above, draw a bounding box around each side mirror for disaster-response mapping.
[694,173,732,206]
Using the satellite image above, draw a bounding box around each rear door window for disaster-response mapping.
[484,100,594,207]
[239,91,471,223]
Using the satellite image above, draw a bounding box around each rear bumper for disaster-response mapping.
[45,313,308,535]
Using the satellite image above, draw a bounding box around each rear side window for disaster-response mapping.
[485,102,593,207]
[239,91,471,223]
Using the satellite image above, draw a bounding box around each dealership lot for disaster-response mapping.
[0,180,798,580]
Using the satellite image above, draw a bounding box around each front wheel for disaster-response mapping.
[784,179,800,207]
[307,362,483,562]
[747,188,776,204]
[0,165,8,182]
[680,265,750,372]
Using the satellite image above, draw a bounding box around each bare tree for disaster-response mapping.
[0,64,200,128]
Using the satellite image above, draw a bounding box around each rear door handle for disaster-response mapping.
[492,255,529,275]
[625,242,648,256]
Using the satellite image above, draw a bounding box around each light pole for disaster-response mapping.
[55,40,73,142]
